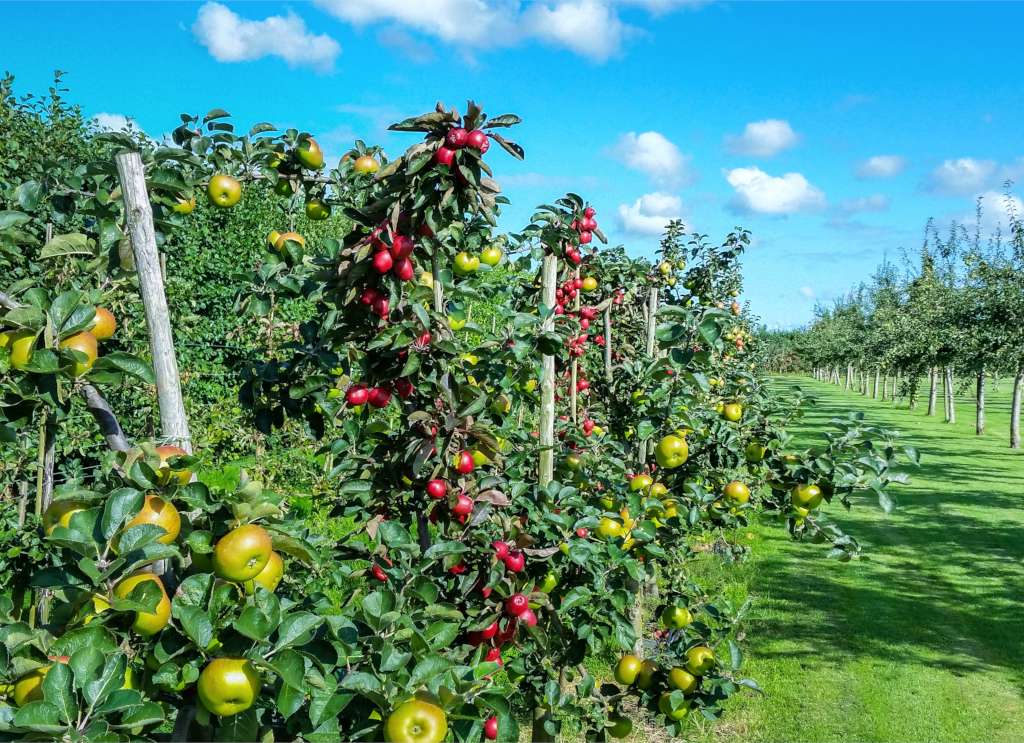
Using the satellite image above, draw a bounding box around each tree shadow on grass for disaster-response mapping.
[757,379,1024,693]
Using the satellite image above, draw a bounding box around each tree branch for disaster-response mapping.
[80,384,131,452]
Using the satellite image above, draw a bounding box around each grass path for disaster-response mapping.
[704,375,1024,743]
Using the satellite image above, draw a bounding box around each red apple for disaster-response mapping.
[484,716,498,740]
[505,594,529,617]
[393,257,414,281]
[455,450,475,474]
[519,608,538,628]
[435,147,455,166]
[346,385,369,406]
[427,480,447,499]
[367,386,392,408]
[466,130,489,152]
[372,297,390,319]
[373,250,393,274]
[492,540,510,560]
[503,550,525,572]
[452,493,474,516]
[390,235,414,259]
[395,378,414,398]
[445,128,469,149]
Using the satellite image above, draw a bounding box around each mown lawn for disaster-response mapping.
[701,375,1024,743]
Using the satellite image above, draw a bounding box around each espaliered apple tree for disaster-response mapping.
[238,103,549,742]
[0,110,367,741]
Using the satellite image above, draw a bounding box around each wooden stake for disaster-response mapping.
[115,152,192,454]
[538,254,557,487]
[603,306,612,383]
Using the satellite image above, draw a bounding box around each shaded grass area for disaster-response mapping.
[704,375,1024,743]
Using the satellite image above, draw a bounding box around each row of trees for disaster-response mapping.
[0,75,911,742]
[773,194,1024,448]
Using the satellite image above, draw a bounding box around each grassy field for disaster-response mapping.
[701,375,1024,743]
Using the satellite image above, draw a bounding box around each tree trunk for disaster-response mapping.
[1011,367,1022,449]
[845,364,852,390]
[927,368,937,415]
[945,366,956,424]
[872,369,880,399]
[976,369,985,435]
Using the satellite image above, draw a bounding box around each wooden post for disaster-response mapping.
[645,287,658,357]
[945,366,956,423]
[538,254,557,487]
[637,288,658,465]
[531,252,560,743]
[115,151,192,454]
[603,306,612,383]
[927,367,938,416]
[1011,367,1022,449]
[975,369,985,435]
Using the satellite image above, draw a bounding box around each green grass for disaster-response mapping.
[704,375,1024,743]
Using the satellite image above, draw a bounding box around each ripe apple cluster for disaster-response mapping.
[434,126,490,168]
[564,206,598,263]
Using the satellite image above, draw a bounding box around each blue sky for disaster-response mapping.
[4,1,1022,327]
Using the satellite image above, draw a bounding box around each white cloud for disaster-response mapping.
[316,0,504,45]
[616,0,708,12]
[617,192,684,235]
[609,131,691,187]
[799,286,815,299]
[522,1,628,61]
[838,194,890,214]
[193,2,341,71]
[92,113,138,132]
[725,119,799,157]
[315,0,635,61]
[926,157,998,196]
[856,155,906,179]
[726,166,825,215]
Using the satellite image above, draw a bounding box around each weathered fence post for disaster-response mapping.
[115,151,193,454]
[1011,367,1022,449]
[538,254,558,487]
[927,367,938,416]
[975,369,985,435]
[637,288,659,464]
[603,306,613,383]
